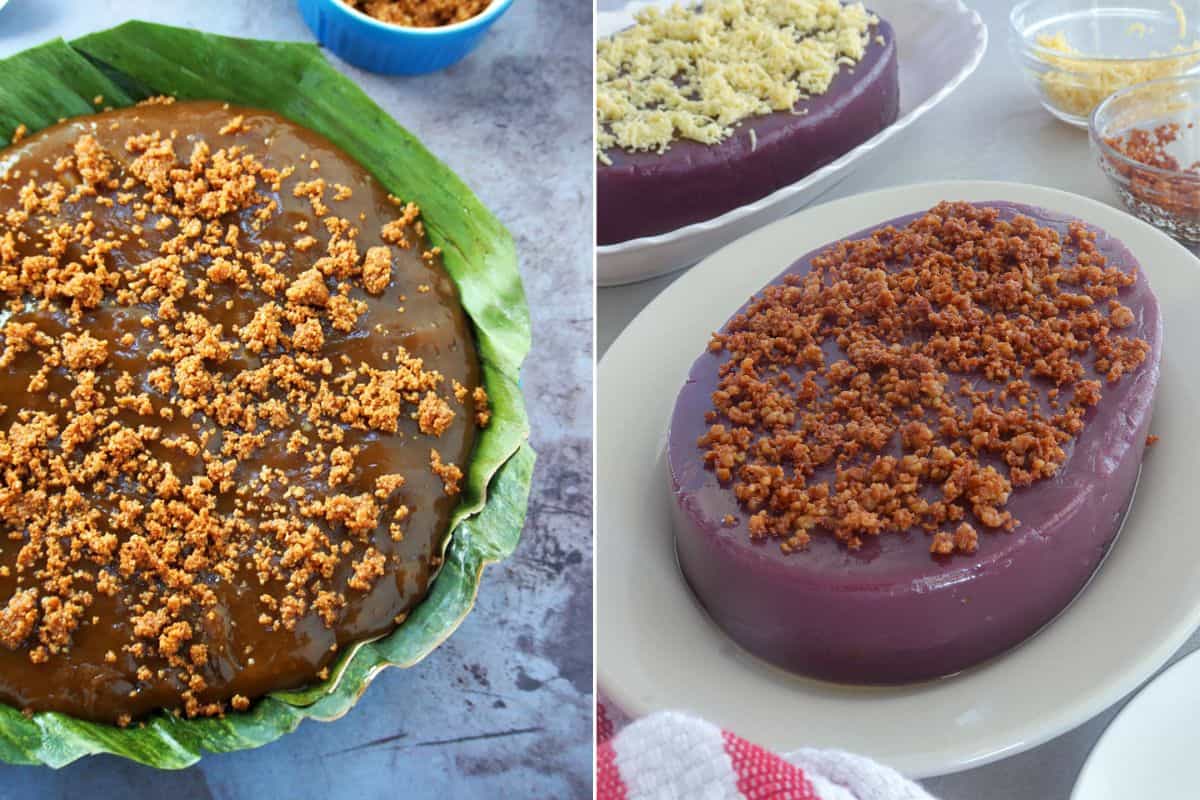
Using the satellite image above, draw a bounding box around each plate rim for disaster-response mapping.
[598,179,1200,778]
[1070,645,1200,799]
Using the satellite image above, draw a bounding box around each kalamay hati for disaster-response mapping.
[668,201,1161,683]
[0,100,490,723]
[596,0,900,244]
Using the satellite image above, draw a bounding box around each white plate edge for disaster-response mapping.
[1069,645,1200,798]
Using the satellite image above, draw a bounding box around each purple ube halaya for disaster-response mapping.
[597,18,899,245]
[667,202,1162,684]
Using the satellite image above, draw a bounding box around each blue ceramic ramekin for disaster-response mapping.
[298,0,515,75]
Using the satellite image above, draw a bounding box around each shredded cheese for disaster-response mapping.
[595,0,879,164]
[1034,30,1200,118]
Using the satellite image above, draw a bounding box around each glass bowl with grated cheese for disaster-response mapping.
[1011,0,1200,127]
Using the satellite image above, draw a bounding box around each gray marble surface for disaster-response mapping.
[0,0,593,798]
[597,0,1200,796]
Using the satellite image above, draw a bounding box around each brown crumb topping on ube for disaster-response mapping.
[0,99,489,724]
[700,202,1150,556]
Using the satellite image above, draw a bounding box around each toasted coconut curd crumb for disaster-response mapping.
[930,532,955,555]
[472,386,491,427]
[219,115,250,136]
[362,246,392,294]
[292,178,328,216]
[375,473,406,498]
[0,106,484,720]
[381,203,421,248]
[701,202,1150,556]
[291,317,325,352]
[348,547,387,591]
[953,523,979,555]
[1103,122,1200,222]
[344,0,489,27]
[286,268,330,307]
[418,391,455,436]
[61,331,109,370]
[0,590,38,650]
[430,449,463,495]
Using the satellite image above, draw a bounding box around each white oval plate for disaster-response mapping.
[597,181,1200,779]
[595,0,987,287]
[1072,647,1200,799]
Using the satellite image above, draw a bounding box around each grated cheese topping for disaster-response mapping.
[596,0,879,165]
[1034,30,1200,119]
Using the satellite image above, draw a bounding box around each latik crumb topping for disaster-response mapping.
[0,108,489,719]
[344,0,490,28]
[1102,122,1200,222]
[701,202,1151,556]
[430,449,463,496]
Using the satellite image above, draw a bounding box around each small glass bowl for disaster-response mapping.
[1011,0,1200,127]
[1091,75,1200,242]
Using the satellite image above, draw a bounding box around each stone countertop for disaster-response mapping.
[597,0,1200,796]
[0,0,593,797]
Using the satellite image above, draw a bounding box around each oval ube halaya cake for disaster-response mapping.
[668,201,1162,684]
[0,99,490,724]
[596,0,899,245]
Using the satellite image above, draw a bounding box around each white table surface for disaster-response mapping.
[596,0,1200,796]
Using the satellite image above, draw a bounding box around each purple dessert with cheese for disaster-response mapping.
[596,1,899,245]
[667,201,1162,684]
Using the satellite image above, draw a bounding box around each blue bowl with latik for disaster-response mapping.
[298,0,515,75]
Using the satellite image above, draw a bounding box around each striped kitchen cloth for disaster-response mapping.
[597,702,937,800]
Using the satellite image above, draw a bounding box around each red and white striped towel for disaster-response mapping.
[597,702,937,800]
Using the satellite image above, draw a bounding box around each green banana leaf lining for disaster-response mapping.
[0,21,533,769]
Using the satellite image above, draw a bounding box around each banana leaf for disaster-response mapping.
[0,21,533,768]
